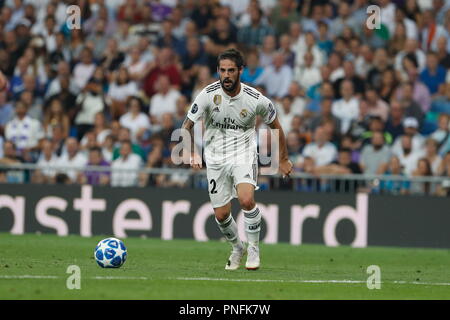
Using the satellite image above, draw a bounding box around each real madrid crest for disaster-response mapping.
[213,95,222,105]
[240,109,248,118]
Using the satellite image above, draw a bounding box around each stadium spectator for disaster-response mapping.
[410,158,435,194]
[241,49,264,86]
[112,127,145,162]
[423,138,443,175]
[308,98,341,135]
[100,38,126,73]
[392,117,425,155]
[254,52,292,99]
[302,126,337,167]
[43,98,70,139]
[294,51,321,92]
[142,47,181,98]
[119,96,151,143]
[56,137,88,183]
[258,34,277,68]
[332,80,360,134]
[108,66,139,118]
[0,140,24,183]
[377,155,410,195]
[80,146,110,186]
[149,74,181,124]
[0,90,13,135]
[269,0,299,37]
[111,140,142,187]
[86,19,109,59]
[72,47,96,92]
[4,100,44,157]
[34,138,58,183]
[396,81,425,124]
[237,5,273,48]
[74,76,106,140]
[431,82,450,115]
[378,68,399,103]
[360,131,391,175]
[419,51,448,96]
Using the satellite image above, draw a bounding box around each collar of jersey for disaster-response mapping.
[220,83,243,101]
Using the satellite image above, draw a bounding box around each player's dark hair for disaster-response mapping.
[217,48,245,69]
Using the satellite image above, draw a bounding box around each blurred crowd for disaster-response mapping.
[0,0,449,196]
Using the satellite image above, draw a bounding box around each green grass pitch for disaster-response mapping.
[0,233,449,299]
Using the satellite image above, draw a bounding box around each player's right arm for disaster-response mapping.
[181,117,202,169]
[182,89,209,169]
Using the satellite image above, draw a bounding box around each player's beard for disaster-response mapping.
[220,75,239,93]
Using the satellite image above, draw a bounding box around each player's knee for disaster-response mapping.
[239,197,255,211]
[215,210,230,222]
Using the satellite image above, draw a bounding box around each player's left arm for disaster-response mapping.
[268,117,293,178]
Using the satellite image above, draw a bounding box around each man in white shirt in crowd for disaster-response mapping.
[4,100,44,159]
[254,52,293,99]
[394,134,423,176]
[35,138,59,182]
[149,74,180,124]
[391,117,425,156]
[111,140,142,187]
[331,79,360,134]
[302,126,338,167]
[56,137,88,183]
[294,51,321,92]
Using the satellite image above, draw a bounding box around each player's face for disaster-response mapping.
[218,59,241,93]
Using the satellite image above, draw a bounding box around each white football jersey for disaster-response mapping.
[187,81,276,167]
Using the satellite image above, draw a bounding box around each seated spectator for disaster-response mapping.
[276,95,296,133]
[331,80,360,134]
[112,127,146,162]
[191,66,214,101]
[431,82,450,115]
[99,38,126,72]
[436,151,450,195]
[302,126,337,167]
[123,45,152,81]
[74,77,106,140]
[385,99,405,141]
[314,148,362,192]
[410,158,435,195]
[424,138,443,175]
[364,87,390,122]
[4,100,44,161]
[360,131,391,175]
[119,96,151,143]
[377,155,410,195]
[34,139,58,183]
[237,5,274,48]
[80,146,110,186]
[142,47,181,98]
[72,47,96,92]
[241,50,264,86]
[393,134,423,176]
[0,90,14,135]
[88,112,111,146]
[294,51,321,92]
[287,81,307,116]
[56,137,88,183]
[333,60,366,99]
[258,34,277,68]
[378,68,399,103]
[42,98,70,139]
[180,36,208,96]
[149,74,181,124]
[107,66,139,118]
[397,81,425,125]
[0,140,25,183]
[392,117,425,157]
[102,134,116,163]
[361,116,393,146]
[254,52,292,99]
[286,130,303,169]
[420,51,448,96]
[308,98,341,135]
[111,140,142,187]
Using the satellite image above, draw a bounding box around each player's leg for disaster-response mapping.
[236,182,261,270]
[207,166,245,270]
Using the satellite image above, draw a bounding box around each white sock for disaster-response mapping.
[243,206,261,247]
[216,214,243,250]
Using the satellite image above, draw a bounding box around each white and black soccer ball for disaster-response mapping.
[94,237,127,268]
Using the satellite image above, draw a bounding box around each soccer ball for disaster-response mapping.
[94,237,127,268]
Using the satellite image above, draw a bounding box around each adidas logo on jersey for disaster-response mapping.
[212,107,220,112]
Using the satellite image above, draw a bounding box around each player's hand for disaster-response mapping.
[190,152,203,170]
[280,159,293,178]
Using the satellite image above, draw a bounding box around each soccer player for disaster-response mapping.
[181,49,292,270]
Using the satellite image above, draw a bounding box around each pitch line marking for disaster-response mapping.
[175,277,450,287]
[0,275,148,280]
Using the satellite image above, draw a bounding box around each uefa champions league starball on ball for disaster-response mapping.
[94,237,127,268]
